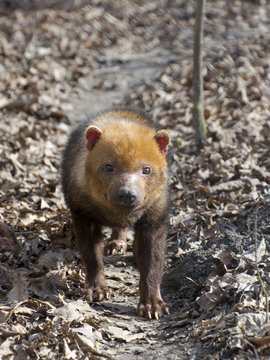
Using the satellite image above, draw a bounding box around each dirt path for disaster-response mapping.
[68,48,177,121]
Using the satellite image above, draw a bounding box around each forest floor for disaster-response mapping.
[0,1,270,359]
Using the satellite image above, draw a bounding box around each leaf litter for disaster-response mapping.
[0,0,270,359]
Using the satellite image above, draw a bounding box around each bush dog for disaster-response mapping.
[62,108,170,319]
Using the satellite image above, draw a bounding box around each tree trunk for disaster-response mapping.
[193,0,207,147]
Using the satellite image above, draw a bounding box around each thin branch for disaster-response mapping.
[193,0,207,147]
[254,205,269,324]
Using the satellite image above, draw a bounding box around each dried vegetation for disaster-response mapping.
[0,0,270,359]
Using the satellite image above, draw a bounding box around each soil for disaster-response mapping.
[90,207,270,359]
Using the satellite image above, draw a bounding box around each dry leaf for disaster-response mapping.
[107,326,145,342]
[7,273,28,303]
[243,238,266,263]
[248,336,270,347]
[0,338,13,358]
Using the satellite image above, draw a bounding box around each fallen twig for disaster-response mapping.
[254,205,269,324]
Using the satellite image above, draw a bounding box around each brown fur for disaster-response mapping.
[62,108,170,319]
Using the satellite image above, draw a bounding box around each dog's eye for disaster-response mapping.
[104,164,114,172]
[142,166,152,175]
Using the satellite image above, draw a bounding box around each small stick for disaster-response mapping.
[254,205,269,324]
